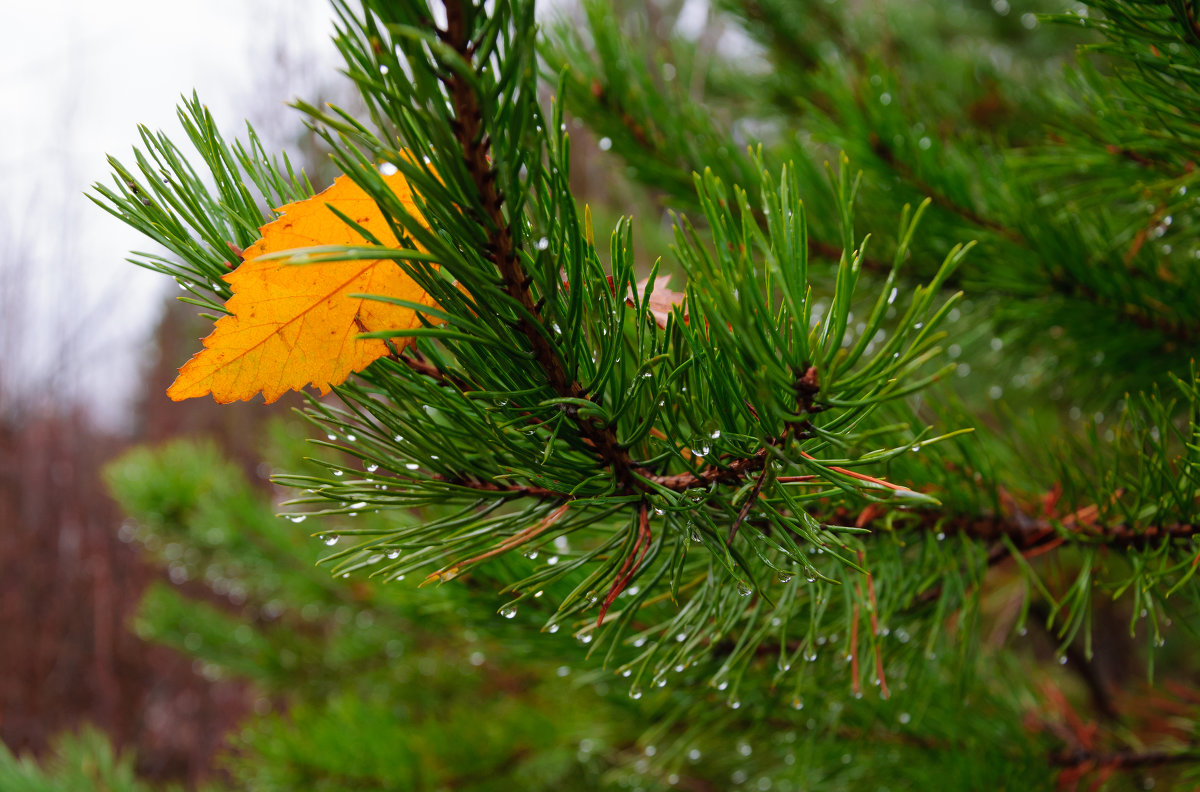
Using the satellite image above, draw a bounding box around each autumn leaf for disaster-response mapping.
[634,276,687,328]
[168,171,437,403]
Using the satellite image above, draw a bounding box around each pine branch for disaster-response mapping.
[1047,271,1200,348]
[868,134,1025,246]
[440,0,639,489]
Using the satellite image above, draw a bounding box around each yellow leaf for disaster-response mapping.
[168,171,437,403]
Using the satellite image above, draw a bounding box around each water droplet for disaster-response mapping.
[386,550,400,559]
[687,748,702,761]
[738,743,752,757]
[629,685,643,699]
[499,604,518,619]
[332,470,343,477]
[535,237,550,250]
[547,623,560,634]
[349,502,367,510]
[326,433,337,441]
[394,434,403,442]
[365,463,378,472]
[547,555,559,565]
[578,633,593,644]
[777,571,794,583]
[655,677,667,687]
[737,580,753,596]
[791,698,803,710]
[405,463,419,470]
[898,712,911,724]
[323,535,339,546]
[1058,655,1067,665]
[716,680,728,691]
[346,434,357,442]
[598,137,612,151]
[728,697,741,709]
[288,515,306,523]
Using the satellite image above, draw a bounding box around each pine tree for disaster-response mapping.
[92,0,1200,789]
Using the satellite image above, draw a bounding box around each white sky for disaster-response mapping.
[0,0,343,428]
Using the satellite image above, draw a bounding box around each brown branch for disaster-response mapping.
[440,1,639,488]
[1052,747,1200,771]
[843,496,1200,555]
[647,446,771,491]
[394,349,473,391]
[728,461,770,544]
[944,514,1200,552]
[890,495,1198,611]
[430,474,559,500]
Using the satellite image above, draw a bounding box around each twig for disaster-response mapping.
[425,502,570,584]
[728,462,769,544]
[598,503,653,625]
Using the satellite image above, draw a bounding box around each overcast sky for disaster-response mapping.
[0,0,343,428]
